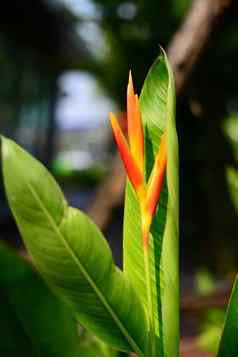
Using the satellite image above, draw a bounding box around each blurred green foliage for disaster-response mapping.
[195,270,216,297]
[197,309,224,354]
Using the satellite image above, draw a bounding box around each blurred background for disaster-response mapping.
[1,0,238,355]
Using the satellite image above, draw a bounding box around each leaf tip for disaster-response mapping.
[1,136,11,160]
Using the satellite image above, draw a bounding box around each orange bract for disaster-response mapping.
[109,112,143,191]
[127,71,144,174]
[145,133,167,216]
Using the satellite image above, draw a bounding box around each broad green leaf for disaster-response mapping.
[218,276,238,357]
[123,52,179,356]
[1,137,147,356]
[0,242,80,357]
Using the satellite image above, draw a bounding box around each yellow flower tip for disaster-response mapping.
[109,112,127,151]
[109,111,116,126]
[127,70,135,96]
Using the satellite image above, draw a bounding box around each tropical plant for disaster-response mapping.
[2,50,238,357]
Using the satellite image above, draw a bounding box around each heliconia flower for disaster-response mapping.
[109,71,167,249]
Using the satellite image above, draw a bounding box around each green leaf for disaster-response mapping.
[218,276,238,357]
[0,242,80,357]
[123,52,179,356]
[1,137,147,356]
[76,330,112,357]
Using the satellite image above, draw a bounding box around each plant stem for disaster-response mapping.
[143,237,156,357]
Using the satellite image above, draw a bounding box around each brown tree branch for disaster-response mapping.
[168,0,232,95]
[86,153,125,229]
[86,0,232,231]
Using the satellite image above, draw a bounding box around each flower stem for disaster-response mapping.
[143,232,156,357]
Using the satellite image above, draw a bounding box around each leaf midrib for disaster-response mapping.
[22,175,143,357]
